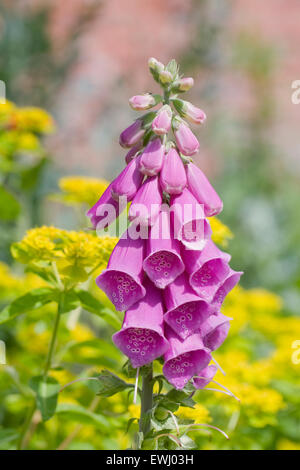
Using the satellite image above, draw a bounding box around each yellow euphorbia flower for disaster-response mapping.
[58,176,108,207]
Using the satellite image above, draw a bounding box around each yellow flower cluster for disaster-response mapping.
[11,226,118,283]
[0,101,54,159]
[210,217,233,247]
[58,176,108,207]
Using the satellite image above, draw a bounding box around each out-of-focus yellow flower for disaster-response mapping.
[69,323,94,343]
[210,217,233,247]
[15,107,55,134]
[16,322,51,354]
[277,439,300,450]
[17,132,40,152]
[128,404,140,419]
[176,404,211,423]
[245,288,282,313]
[11,226,118,283]
[0,262,23,298]
[58,176,108,207]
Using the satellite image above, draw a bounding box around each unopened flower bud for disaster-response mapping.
[129,93,161,111]
[148,57,164,83]
[159,70,173,85]
[172,117,200,156]
[172,99,206,125]
[119,120,145,148]
[172,77,194,93]
[152,105,172,135]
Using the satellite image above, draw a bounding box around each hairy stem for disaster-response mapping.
[139,364,153,436]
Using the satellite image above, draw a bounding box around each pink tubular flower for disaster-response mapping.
[113,279,169,368]
[139,138,164,176]
[171,188,212,250]
[200,313,232,351]
[119,120,145,148]
[159,148,187,195]
[163,326,211,390]
[125,143,142,164]
[152,105,172,135]
[172,117,200,156]
[129,176,162,226]
[193,364,217,389]
[96,230,146,311]
[86,182,120,230]
[172,99,206,125]
[186,163,223,217]
[164,273,213,340]
[111,156,143,201]
[143,211,184,289]
[129,93,159,111]
[212,269,243,308]
[182,240,231,300]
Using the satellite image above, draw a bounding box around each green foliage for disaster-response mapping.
[29,376,60,422]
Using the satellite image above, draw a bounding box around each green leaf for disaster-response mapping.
[61,339,122,368]
[165,59,178,77]
[20,157,47,191]
[0,185,21,221]
[60,290,80,314]
[165,389,196,408]
[55,403,109,430]
[92,370,134,397]
[0,288,58,324]
[29,375,61,421]
[76,289,121,329]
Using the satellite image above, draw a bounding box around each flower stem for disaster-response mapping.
[139,364,153,436]
[18,293,64,450]
[43,293,63,377]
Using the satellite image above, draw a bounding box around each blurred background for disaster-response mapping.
[0,0,300,450]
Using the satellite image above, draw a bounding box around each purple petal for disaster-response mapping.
[86,182,121,230]
[111,156,143,201]
[212,269,243,308]
[193,364,218,389]
[159,148,187,195]
[163,326,211,389]
[113,279,169,367]
[164,273,213,339]
[143,211,184,288]
[139,138,164,176]
[96,230,146,311]
[171,188,212,250]
[182,240,231,300]
[129,176,162,226]
[200,313,231,351]
[186,163,223,217]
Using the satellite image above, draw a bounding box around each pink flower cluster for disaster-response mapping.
[87,59,242,390]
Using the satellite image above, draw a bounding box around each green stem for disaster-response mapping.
[139,364,153,436]
[18,294,64,450]
[43,294,63,377]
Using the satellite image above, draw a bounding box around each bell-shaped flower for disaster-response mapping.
[171,188,212,250]
[182,240,231,300]
[86,182,121,230]
[163,326,211,389]
[211,269,243,309]
[159,148,187,195]
[172,117,200,156]
[152,105,172,135]
[111,156,143,201]
[113,279,169,368]
[193,364,217,389]
[139,138,164,176]
[186,163,223,217]
[200,313,232,351]
[125,143,142,164]
[119,119,145,148]
[163,273,213,340]
[129,176,162,227]
[96,230,146,311]
[143,210,184,289]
